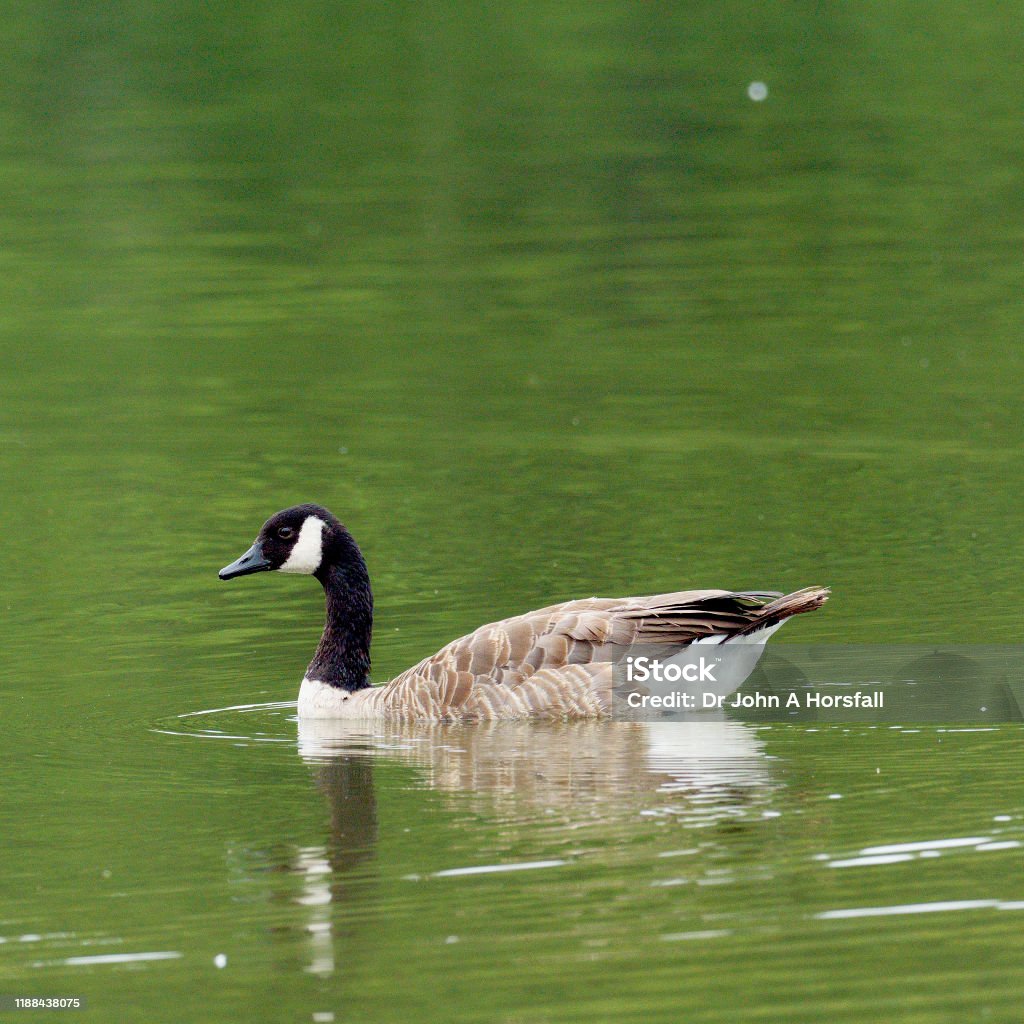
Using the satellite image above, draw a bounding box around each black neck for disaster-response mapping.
[306,538,373,692]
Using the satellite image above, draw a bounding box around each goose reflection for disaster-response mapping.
[299,717,773,805]
[285,718,776,977]
[287,756,377,976]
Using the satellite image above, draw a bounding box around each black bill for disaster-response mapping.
[219,540,272,580]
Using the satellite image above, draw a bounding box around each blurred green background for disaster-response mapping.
[2,3,1023,1022]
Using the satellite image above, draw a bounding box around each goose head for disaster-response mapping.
[218,504,374,692]
[218,503,342,580]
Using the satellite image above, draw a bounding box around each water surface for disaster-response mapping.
[2,3,1023,1021]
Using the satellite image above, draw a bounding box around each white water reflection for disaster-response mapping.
[59,950,182,966]
[818,833,1024,870]
[428,860,567,878]
[817,900,1005,920]
[293,846,335,977]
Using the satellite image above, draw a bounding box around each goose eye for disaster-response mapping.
[278,526,295,540]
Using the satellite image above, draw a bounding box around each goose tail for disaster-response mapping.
[735,586,830,637]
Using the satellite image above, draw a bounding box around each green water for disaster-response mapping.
[2,2,1023,1021]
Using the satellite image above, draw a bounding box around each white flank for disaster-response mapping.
[279,516,326,574]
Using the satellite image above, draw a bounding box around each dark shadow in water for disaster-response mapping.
[314,756,378,877]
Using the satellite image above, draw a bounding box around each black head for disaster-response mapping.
[219,503,345,580]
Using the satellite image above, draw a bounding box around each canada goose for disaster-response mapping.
[218,504,829,721]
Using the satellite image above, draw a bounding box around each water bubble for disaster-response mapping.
[747,81,768,102]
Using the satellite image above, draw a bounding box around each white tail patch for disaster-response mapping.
[279,516,326,574]
[692,620,785,646]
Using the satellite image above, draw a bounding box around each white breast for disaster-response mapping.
[298,677,380,718]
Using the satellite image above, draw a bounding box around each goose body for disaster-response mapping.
[219,504,829,722]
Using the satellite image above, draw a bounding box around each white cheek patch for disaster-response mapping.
[279,516,326,574]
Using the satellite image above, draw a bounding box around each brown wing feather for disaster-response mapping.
[375,587,829,721]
